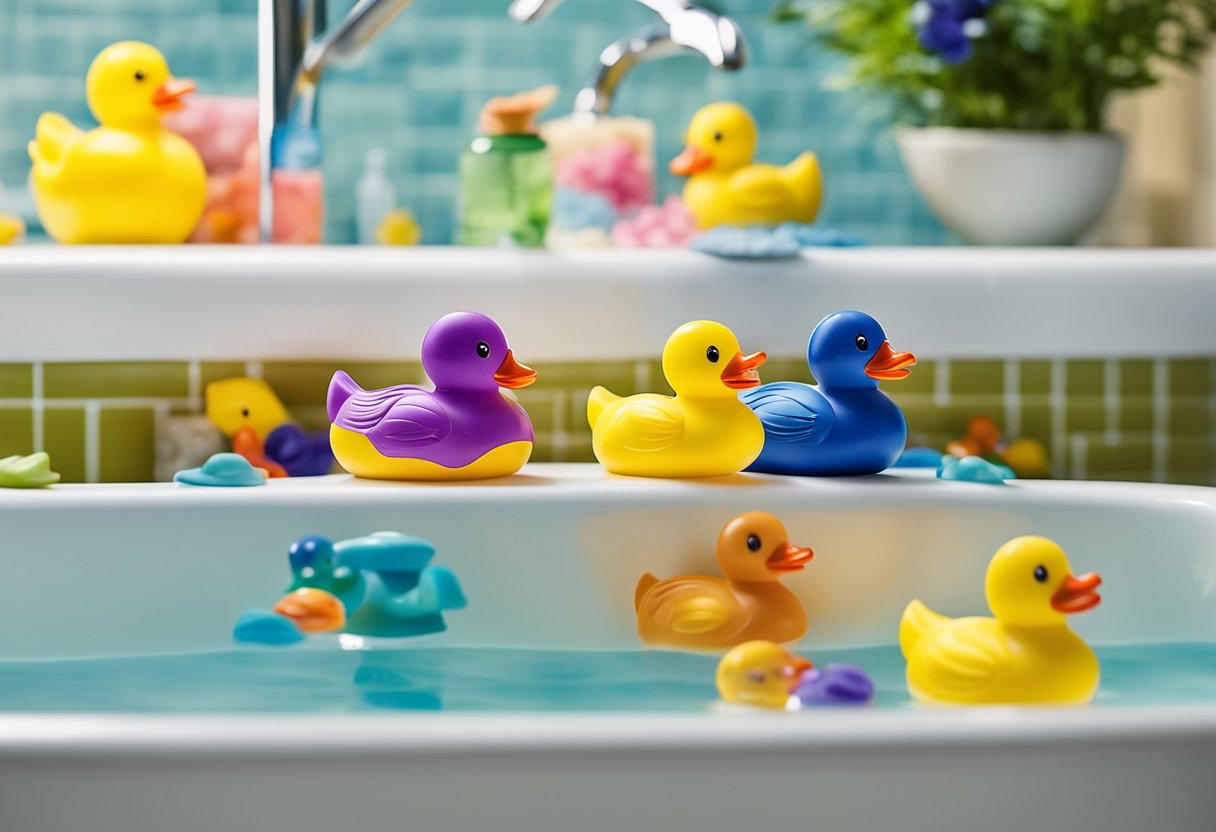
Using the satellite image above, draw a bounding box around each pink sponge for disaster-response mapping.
[611,196,697,248]
[556,139,654,214]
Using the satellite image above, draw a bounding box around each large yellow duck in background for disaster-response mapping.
[587,321,766,478]
[28,41,206,244]
[901,536,1103,706]
[670,102,823,230]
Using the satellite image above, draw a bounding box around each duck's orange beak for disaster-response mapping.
[767,541,814,573]
[670,145,714,175]
[1051,572,1102,614]
[721,350,766,389]
[274,589,346,633]
[493,350,537,390]
[864,341,916,381]
[784,656,813,686]
[151,77,196,112]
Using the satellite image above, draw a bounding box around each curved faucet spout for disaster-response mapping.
[572,4,746,117]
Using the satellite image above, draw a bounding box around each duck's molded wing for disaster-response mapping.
[638,576,742,636]
[587,385,619,429]
[603,394,685,453]
[784,152,823,217]
[331,375,452,449]
[727,163,794,211]
[899,599,951,658]
[910,620,1007,699]
[740,382,835,444]
[368,566,467,619]
[28,113,82,173]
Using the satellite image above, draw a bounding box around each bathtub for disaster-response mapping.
[0,465,1214,832]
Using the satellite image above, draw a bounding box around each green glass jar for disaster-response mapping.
[457,134,553,248]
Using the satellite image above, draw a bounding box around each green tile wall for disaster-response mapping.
[0,357,1212,485]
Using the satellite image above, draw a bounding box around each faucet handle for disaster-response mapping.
[508,0,564,23]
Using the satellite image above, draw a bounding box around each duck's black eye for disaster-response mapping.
[240,407,250,418]
[134,70,146,82]
[706,345,720,363]
[855,334,868,351]
[476,341,490,359]
[1034,565,1048,583]
[747,534,761,552]
[713,131,723,142]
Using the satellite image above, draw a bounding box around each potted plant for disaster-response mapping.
[777,0,1216,245]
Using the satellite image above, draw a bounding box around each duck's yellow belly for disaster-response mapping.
[592,399,764,479]
[907,621,1100,706]
[331,427,532,482]
[34,134,206,244]
[683,170,819,230]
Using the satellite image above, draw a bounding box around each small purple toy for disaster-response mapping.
[328,312,537,481]
[792,663,875,706]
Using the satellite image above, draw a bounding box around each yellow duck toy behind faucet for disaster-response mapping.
[901,536,1103,706]
[28,41,206,244]
[670,102,823,230]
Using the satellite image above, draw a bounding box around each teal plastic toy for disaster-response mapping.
[174,452,266,487]
[233,609,305,645]
[289,532,467,638]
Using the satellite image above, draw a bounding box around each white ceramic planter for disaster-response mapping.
[897,128,1126,246]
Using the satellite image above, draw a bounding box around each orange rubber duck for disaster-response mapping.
[634,512,813,650]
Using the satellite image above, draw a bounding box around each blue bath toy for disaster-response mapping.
[772,223,867,248]
[233,609,305,645]
[741,311,917,476]
[937,454,1016,484]
[894,446,947,468]
[792,664,875,705]
[288,531,467,639]
[265,424,334,477]
[174,452,267,487]
[554,185,618,231]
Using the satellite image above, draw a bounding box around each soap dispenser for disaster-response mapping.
[356,148,396,245]
[457,85,558,248]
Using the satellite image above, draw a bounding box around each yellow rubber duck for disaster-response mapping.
[670,102,823,230]
[28,41,206,244]
[587,321,766,478]
[206,378,291,441]
[901,536,1103,706]
[0,216,24,245]
[716,641,812,709]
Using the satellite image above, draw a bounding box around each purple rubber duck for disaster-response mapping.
[327,312,538,481]
[792,663,875,706]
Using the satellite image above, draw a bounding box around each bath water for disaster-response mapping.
[0,643,1212,714]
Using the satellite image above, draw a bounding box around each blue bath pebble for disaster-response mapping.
[174,452,266,487]
[793,664,874,705]
[691,225,803,259]
[937,454,1016,484]
[553,185,619,231]
[893,447,947,468]
[233,608,305,645]
[773,223,867,248]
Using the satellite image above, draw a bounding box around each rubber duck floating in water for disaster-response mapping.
[588,320,766,478]
[901,536,1102,705]
[328,312,537,481]
[741,310,916,476]
[287,532,467,639]
[206,378,333,477]
[671,102,823,230]
[28,41,206,244]
[636,512,813,649]
[716,641,812,709]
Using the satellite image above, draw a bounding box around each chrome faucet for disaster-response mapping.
[509,0,746,117]
[258,0,415,241]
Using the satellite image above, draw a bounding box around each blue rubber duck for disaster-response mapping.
[287,532,466,638]
[740,310,916,476]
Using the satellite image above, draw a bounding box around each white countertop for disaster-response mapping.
[1,245,1213,361]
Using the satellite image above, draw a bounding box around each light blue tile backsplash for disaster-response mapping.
[0,0,950,245]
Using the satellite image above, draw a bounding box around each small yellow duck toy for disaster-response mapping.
[901,536,1103,706]
[670,102,823,230]
[716,641,812,710]
[28,41,206,244]
[635,512,813,650]
[587,320,766,478]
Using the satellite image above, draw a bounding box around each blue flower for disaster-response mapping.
[914,0,995,65]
